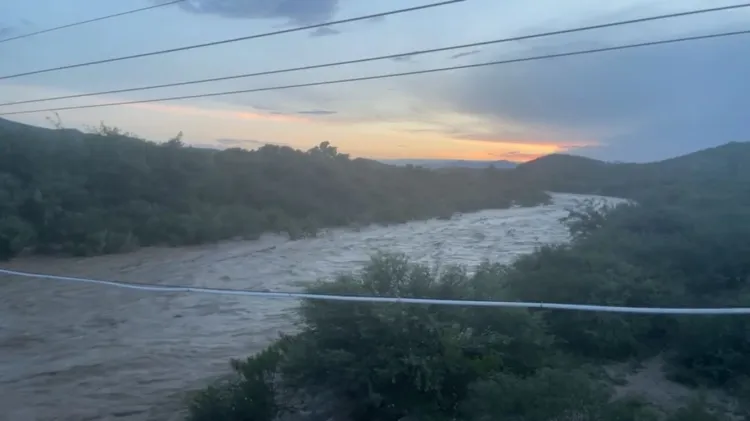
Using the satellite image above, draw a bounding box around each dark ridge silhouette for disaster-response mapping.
[0,119,549,259]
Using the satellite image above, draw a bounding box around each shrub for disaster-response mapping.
[279,254,555,421]
[462,368,662,421]
[186,343,287,421]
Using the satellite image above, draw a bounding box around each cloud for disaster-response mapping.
[251,104,274,110]
[174,0,339,24]
[127,102,312,123]
[452,131,594,149]
[296,109,337,115]
[247,105,337,116]
[0,18,33,38]
[435,27,750,162]
[0,25,16,38]
[216,138,258,146]
[450,50,481,59]
[398,119,595,149]
[366,15,386,24]
[215,138,289,147]
[390,54,415,63]
[309,26,341,37]
[188,143,222,150]
[486,150,543,162]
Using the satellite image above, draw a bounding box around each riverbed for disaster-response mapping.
[0,193,620,421]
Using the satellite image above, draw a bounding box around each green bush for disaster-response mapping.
[187,255,558,421]
[280,254,555,420]
[665,399,730,421]
[463,368,661,421]
[0,125,551,259]
[185,142,750,420]
[667,315,750,387]
[187,251,736,421]
[186,343,287,421]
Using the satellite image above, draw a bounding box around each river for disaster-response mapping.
[0,193,619,421]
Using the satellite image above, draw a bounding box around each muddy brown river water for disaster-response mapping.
[0,193,620,421]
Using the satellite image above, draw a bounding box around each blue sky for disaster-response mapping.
[1,0,748,162]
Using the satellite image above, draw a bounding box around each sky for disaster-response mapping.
[0,0,749,162]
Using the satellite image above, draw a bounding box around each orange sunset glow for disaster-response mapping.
[127,101,592,161]
[3,83,592,162]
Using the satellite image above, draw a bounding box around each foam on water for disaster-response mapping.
[0,193,620,421]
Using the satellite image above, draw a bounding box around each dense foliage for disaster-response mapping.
[5,117,748,419]
[189,142,750,421]
[0,121,549,259]
[188,253,739,421]
[515,142,750,205]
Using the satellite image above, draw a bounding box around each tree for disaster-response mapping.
[0,123,549,259]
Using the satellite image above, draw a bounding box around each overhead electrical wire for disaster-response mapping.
[0,0,465,81]
[1,28,747,117]
[2,268,750,315]
[0,0,187,44]
[2,2,748,109]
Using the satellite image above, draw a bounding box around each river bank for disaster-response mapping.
[0,193,619,421]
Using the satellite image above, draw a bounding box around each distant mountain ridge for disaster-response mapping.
[516,141,750,199]
[3,117,746,179]
[0,117,44,132]
[518,141,750,176]
[0,118,519,168]
[0,117,83,138]
[0,118,553,259]
[381,158,518,169]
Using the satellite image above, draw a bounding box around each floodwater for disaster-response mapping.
[0,193,620,421]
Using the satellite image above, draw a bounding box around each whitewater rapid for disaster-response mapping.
[0,193,620,421]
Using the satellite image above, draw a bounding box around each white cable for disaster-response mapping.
[1,268,748,315]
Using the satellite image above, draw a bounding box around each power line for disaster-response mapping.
[1,268,749,315]
[2,3,747,109]
[0,0,186,44]
[1,29,747,117]
[0,0,465,81]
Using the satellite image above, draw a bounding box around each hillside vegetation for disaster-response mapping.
[516,142,750,203]
[189,143,750,421]
[0,121,548,259]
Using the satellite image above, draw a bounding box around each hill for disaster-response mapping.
[0,117,47,131]
[517,153,608,174]
[187,141,750,421]
[518,142,750,174]
[3,118,750,420]
[514,153,612,193]
[0,116,83,138]
[0,122,549,259]
[516,142,750,202]
[642,141,748,177]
